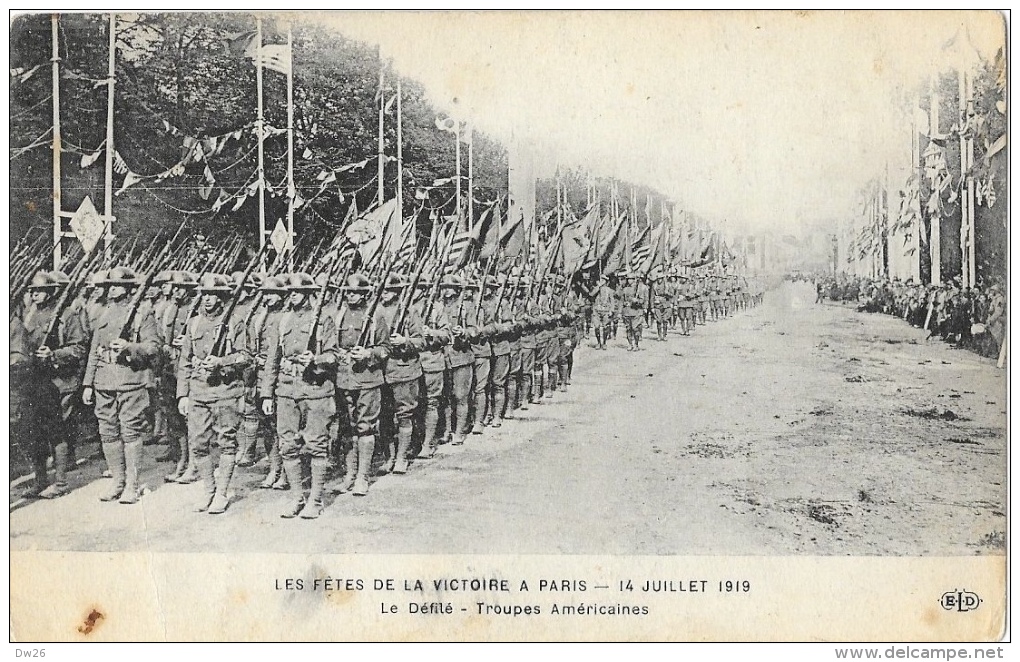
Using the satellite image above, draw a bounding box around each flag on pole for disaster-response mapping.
[260,44,292,75]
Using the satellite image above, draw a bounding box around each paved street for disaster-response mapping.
[10,281,1007,555]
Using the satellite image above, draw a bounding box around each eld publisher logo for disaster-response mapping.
[939,589,982,612]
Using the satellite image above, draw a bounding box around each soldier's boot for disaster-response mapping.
[505,374,519,416]
[531,371,544,403]
[380,438,397,474]
[352,435,376,496]
[269,439,290,490]
[299,457,330,519]
[520,373,533,409]
[546,366,558,395]
[280,458,307,518]
[207,452,237,514]
[420,408,440,459]
[118,440,144,504]
[235,413,259,468]
[471,391,487,434]
[193,455,217,512]
[392,424,413,474]
[22,456,49,499]
[164,435,188,482]
[558,363,569,391]
[594,328,603,349]
[260,442,283,489]
[40,442,72,498]
[176,446,200,484]
[99,441,126,502]
[337,442,358,493]
[490,389,505,428]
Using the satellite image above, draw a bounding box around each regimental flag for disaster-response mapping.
[224,31,259,58]
[629,225,651,272]
[346,198,399,265]
[641,221,670,277]
[560,204,596,276]
[598,210,629,276]
[443,216,470,274]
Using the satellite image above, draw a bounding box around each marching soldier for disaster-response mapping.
[230,271,265,468]
[620,273,648,351]
[379,274,425,474]
[463,278,493,434]
[485,275,512,427]
[176,273,251,514]
[248,275,290,489]
[162,271,199,483]
[513,277,538,408]
[412,277,450,459]
[333,273,390,497]
[17,271,88,498]
[262,272,339,518]
[439,276,473,445]
[651,273,671,341]
[504,276,525,416]
[82,266,161,504]
[591,275,614,349]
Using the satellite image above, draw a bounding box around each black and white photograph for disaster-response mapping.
[8,10,1008,644]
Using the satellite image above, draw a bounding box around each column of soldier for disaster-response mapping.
[812,274,1005,359]
[11,223,763,520]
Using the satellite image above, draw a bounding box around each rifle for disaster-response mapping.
[305,243,354,354]
[357,253,398,347]
[393,240,434,334]
[210,240,272,357]
[40,223,111,348]
[422,221,460,325]
[117,221,189,341]
[471,253,499,326]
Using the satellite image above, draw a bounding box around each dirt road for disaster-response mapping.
[9,281,1007,555]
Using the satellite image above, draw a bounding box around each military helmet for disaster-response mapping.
[384,274,408,290]
[154,270,175,285]
[102,266,142,286]
[287,272,319,291]
[231,270,263,290]
[260,275,290,293]
[198,273,233,293]
[170,270,199,288]
[85,269,108,289]
[342,273,373,293]
[28,271,65,290]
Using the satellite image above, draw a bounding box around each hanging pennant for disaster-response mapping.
[231,194,247,212]
[115,171,143,196]
[211,190,228,212]
[203,164,215,184]
[112,151,129,175]
[80,147,103,169]
[302,147,313,159]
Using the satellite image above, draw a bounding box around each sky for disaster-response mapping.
[301,10,1003,236]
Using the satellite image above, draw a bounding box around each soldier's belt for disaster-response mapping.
[280,358,304,377]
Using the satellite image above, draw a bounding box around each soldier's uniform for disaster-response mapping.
[505,278,526,414]
[462,280,493,433]
[591,279,614,349]
[333,274,390,497]
[17,271,88,498]
[439,278,473,445]
[651,276,671,340]
[83,267,161,504]
[248,276,289,489]
[379,276,425,474]
[231,272,266,468]
[161,271,199,483]
[262,273,339,517]
[176,274,250,514]
[484,278,512,427]
[620,276,649,350]
[413,280,451,458]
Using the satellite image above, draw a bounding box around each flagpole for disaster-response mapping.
[377,51,385,207]
[467,124,474,232]
[103,13,116,253]
[396,77,403,224]
[51,14,62,268]
[929,74,941,285]
[256,16,266,251]
[286,27,295,269]
[455,126,461,228]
